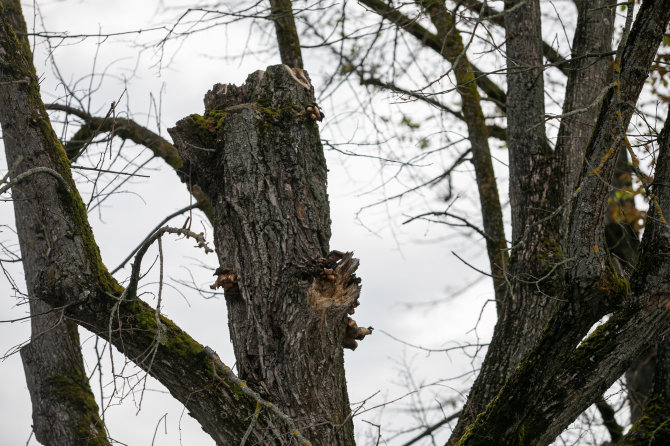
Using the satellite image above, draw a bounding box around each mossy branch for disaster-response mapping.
[46,102,214,221]
[204,347,313,446]
[46,103,183,168]
[418,0,508,310]
[1,2,315,443]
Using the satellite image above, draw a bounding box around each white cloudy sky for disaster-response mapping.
[0,1,601,445]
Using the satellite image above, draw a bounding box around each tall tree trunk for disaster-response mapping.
[269,0,303,69]
[556,0,616,205]
[0,2,110,444]
[418,0,508,313]
[448,0,670,443]
[2,2,351,444]
[614,107,670,446]
[20,304,109,446]
[169,65,360,445]
[449,0,559,439]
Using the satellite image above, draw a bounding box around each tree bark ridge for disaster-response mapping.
[169,64,359,445]
[0,2,110,444]
[0,3,324,444]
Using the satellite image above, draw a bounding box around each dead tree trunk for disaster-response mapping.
[169,65,365,445]
[1,1,363,442]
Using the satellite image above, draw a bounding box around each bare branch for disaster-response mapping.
[121,226,212,300]
[47,103,183,168]
[269,0,303,69]
[358,0,507,110]
[461,0,569,75]
[111,204,201,274]
[360,76,507,141]
[0,166,70,195]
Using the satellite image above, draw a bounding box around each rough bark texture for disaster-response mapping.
[505,0,554,244]
[608,149,654,425]
[20,306,109,446]
[552,0,657,431]
[0,2,110,444]
[1,3,332,444]
[613,108,670,446]
[169,65,358,445]
[555,0,616,206]
[449,1,559,439]
[350,1,670,444]
[4,0,670,444]
[448,0,670,444]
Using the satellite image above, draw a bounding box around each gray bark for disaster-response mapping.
[449,0,670,443]
[269,0,303,69]
[612,107,670,446]
[3,0,670,444]
[556,0,616,206]
[0,2,110,444]
[169,64,359,445]
[449,0,558,439]
[1,2,356,444]
[20,305,109,446]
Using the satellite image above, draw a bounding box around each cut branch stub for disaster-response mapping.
[210,266,238,291]
[307,251,360,312]
[305,251,372,350]
[169,65,357,445]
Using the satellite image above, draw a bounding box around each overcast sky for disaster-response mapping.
[0,1,570,444]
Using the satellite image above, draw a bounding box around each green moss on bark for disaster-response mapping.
[46,374,108,445]
[596,268,630,305]
[188,110,227,143]
[620,396,670,445]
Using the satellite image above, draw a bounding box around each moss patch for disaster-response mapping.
[188,110,227,143]
[47,374,109,445]
[620,396,670,445]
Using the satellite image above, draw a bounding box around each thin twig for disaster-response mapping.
[400,410,461,446]
[0,166,70,195]
[239,401,262,446]
[122,226,212,300]
[71,165,150,178]
[112,204,201,274]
